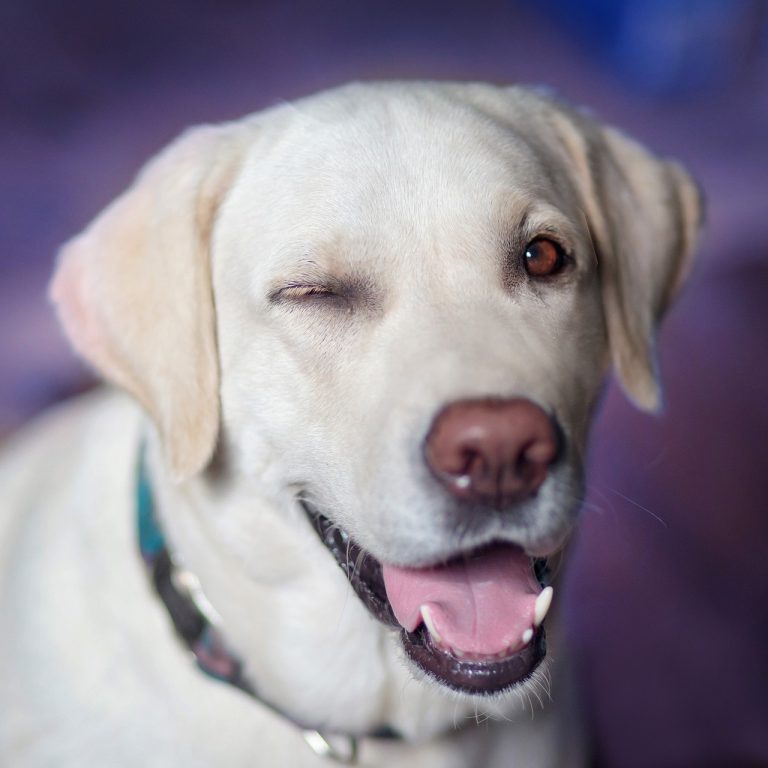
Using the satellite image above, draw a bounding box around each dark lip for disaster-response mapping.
[403,623,546,695]
[304,501,549,696]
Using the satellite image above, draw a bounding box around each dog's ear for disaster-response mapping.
[594,127,702,411]
[555,109,702,411]
[50,124,247,479]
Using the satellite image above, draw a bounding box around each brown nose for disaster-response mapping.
[424,398,561,507]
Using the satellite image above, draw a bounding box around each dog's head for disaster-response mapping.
[51,83,700,737]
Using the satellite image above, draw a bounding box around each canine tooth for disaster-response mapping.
[420,605,442,644]
[534,586,553,627]
[522,628,534,645]
[452,647,465,658]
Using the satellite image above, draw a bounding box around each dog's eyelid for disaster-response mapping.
[521,225,574,258]
[270,283,341,302]
[516,206,578,257]
[269,277,374,308]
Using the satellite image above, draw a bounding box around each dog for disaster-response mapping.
[0,82,700,767]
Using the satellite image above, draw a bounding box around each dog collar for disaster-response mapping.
[136,449,401,764]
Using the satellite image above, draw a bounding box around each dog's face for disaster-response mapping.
[51,83,700,738]
[215,86,603,561]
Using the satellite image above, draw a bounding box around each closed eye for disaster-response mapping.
[269,282,361,313]
[274,284,338,301]
[269,273,380,314]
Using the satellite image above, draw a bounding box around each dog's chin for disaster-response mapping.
[400,623,547,698]
[302,502,554,699]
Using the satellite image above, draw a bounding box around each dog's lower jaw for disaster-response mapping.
[145,439,558,745]
[378,629,558,742]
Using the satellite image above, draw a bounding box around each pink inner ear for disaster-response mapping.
[50,245,108,373]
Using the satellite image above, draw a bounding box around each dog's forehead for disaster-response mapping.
[220,85,578,276]
[258,87,564,207]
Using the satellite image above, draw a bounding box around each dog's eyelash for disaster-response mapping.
[270,281,378,316]
[274,284,338,300]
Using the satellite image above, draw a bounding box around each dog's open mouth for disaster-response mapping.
[304,503,551,696]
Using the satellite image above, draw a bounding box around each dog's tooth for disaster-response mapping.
[534,586,553,627]
[455,475,471,490]
[420,605,442,644]
[522,628,534,645]
[452,647,465,658]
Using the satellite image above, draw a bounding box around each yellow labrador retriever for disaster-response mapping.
[0,82,700,767]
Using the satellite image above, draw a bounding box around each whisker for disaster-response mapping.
[529,683,544,710]
[600,484,668,528]
[354,548,367,576]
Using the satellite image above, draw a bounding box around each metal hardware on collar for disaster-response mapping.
[137,453,256,695]
[170,565,223,626]
[303,731,359,764]
[136,447,394,764]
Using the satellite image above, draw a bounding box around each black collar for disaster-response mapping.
[136,449,401,764]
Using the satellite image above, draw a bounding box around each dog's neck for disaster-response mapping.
[137,447,401,763]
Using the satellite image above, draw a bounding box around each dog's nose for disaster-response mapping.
[423,398,561,507]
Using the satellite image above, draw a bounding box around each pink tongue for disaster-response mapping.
[382,545,541,656]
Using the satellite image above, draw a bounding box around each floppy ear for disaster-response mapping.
[50,123,247,479]
[592,126,702,411]
[553,105,702,412]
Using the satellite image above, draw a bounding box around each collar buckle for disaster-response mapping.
[303,730,359,764]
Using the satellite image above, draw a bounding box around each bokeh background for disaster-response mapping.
[2,1,767,766]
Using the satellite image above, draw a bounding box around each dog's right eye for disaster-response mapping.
[270,283,354,312]
[275,285,337,300]
[270,276,375,314]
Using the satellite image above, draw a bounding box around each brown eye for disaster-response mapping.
[523,238,565,278]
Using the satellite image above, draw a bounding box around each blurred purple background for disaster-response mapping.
[1,1,767,765]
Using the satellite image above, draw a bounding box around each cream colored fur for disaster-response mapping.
[0,82,699,767]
